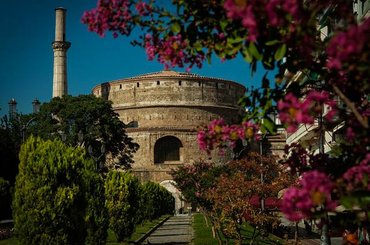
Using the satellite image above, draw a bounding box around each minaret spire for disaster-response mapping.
[52,7,71,98]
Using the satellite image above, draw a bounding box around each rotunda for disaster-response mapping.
[92,70,246,200]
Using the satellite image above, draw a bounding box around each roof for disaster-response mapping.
[92,70,246,90]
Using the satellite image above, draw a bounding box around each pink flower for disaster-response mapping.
[223,0,258,41]
[278,93,313,133]
[345,127,356,141]
[81,0,133,37]
[281,187,312,221]
[342,154,370,191]
[197,119,260,153]
[278,91,337,133]
[197,130,208,152]
[326,18,370,91]
[143,34,205,71]
[135,1,152,16]
[327,18,370,71]
[281,170,337,222]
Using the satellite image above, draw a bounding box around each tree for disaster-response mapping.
[104,171,141,242]
[13,136,108,245]
[171,160,225,243]
[206,153,293,244]
[171,160,224,212]
[172,153,292,244]
[0,177,12,220]
[83,0,370,242]
[0,115,22,184]
[84,167,109,245]
[0,112,42,220]
[28,95,139,169]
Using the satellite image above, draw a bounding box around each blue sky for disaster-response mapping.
[0,0,273,116]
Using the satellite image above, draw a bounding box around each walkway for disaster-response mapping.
[299,237,342,245]
[141,215,192,244]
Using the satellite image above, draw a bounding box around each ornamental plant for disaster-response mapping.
[206,153,293,244]
[13,136,108,245]
[0,177,12,220]
[104,171,141,242]
[139,181,175,222]
[83,0,370,240]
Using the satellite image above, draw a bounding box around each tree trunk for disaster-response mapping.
[215,228,223,245]
[202,211,209,227]
[212,226,216,238]
[294,222,299,244]
[320,217,331,245]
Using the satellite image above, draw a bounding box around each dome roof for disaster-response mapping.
[99,70,241,85]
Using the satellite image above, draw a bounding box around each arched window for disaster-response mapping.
[154,136,182,163]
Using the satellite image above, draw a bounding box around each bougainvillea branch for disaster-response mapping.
[84,0,370,234]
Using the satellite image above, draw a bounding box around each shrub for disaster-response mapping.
[0,177,12,220]
[105,171,141,242]
[158,184,175,217]
[140,181,174,221]
[12,136,107,245]
[84,170,108,245]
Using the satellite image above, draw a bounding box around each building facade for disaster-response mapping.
[92,70,247,208]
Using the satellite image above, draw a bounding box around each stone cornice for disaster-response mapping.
[126,127,197,133]
[52,41,71,51]
[91,70,246,92]
[113,104,242,111]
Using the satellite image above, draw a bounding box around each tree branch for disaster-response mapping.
[332,84,368,129]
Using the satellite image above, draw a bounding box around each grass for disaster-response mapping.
[107,215,170,244]
[0,215,170,245]
[192,213,284,245]
[0,237,18,245]
[192,213,219,245]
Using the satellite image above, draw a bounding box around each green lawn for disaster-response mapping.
[192,213,283,245]
[0,237,18,245]
[107,215,170,244]
[0,215,170,245]
[192,213,219,245]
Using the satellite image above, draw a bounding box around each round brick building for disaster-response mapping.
[92,70,246,211]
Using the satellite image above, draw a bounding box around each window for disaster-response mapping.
[157,80,160,85]
[179,80,182,86]
[154,136,182,163]
[119,84,122,89]
[126,121,138,128]
[137,82,140,87]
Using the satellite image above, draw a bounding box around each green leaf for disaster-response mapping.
[171,22,181,33]
[248,43,262,60]
[250,61,257,76]
[242,48,253,63]
[228,36,244,44]
[262,117,276,134]
[220,19,228,31]
[206,52,212,64]
[215,43,224,51]
[193,41,203,51]
[238,96,251,107]
[265,40,281,46]
[274,44,286,61]
[262,73,269,88]
[226,45,241,56]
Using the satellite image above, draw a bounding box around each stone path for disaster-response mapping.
[299,237,342,245]
[141,215,192,244]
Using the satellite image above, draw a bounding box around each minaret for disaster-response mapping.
[52,7,71,98]
[8,98,17,120]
